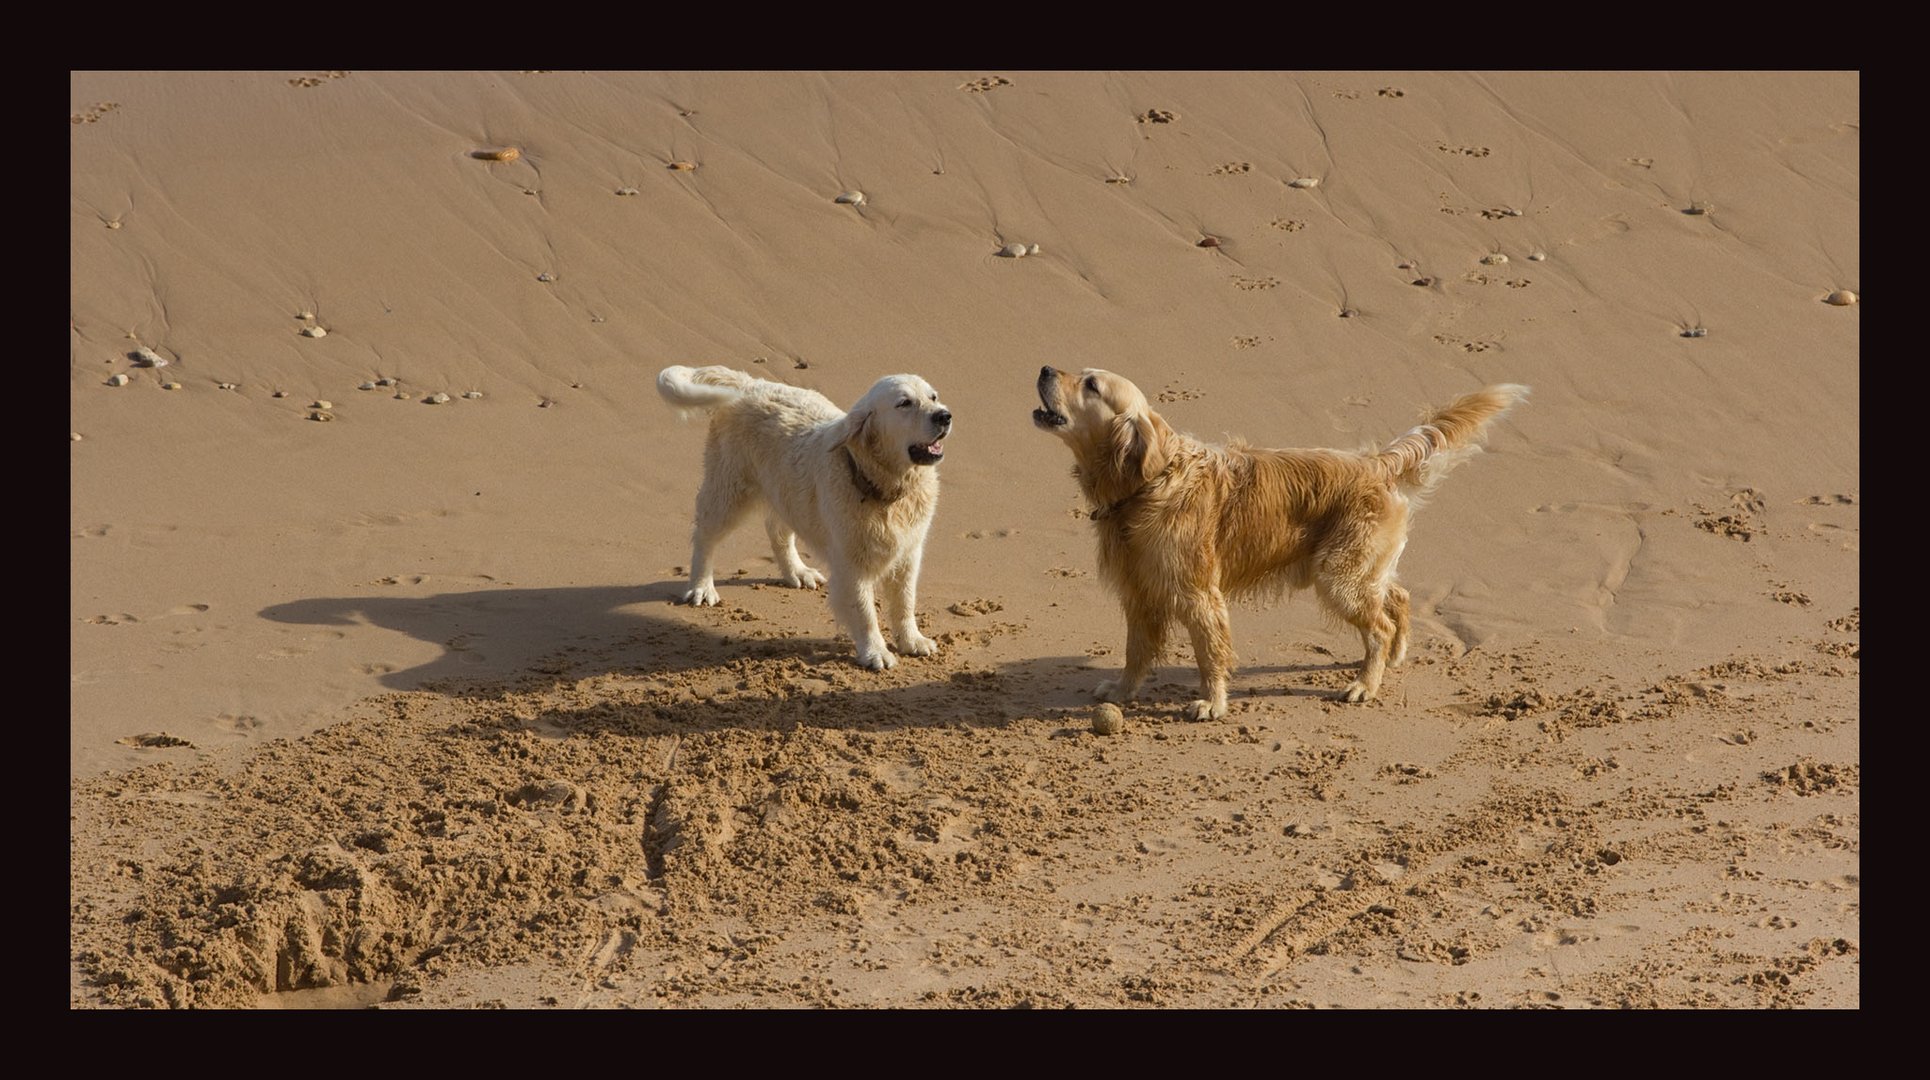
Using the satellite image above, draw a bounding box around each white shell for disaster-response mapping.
[1527,252,1547,262]
[106,373,130,386]
[835,190,866,205]
[463,390,483,399]
[1025,243,1041,256]
[1825,289,1857,306]
[309,410,334,422]
[217,382,237,391]
[537,272,556,282]
[72,432,84,441]
[301,325,327,338]
[1289,177,1320,189]
[999,243,1028,258]
[162,381,182,390]
[427,392,452,404]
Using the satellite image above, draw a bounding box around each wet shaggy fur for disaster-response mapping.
[1033,367,1526,717]
[658,365,953,670]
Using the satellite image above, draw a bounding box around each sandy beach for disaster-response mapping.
[71,70,1858,1008]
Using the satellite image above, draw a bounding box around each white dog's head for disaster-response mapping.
[840,374,952,470]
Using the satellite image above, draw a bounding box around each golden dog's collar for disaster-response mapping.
[1088,456,1182,521]
[843,448,904,504]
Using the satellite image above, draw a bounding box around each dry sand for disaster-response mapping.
[70,71,1858,1008]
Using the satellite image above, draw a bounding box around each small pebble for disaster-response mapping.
[273,390,288,398]
[301,325,327,338]
[793,359,810,370]
[311,400,332,410]
[667,161,696,171]
[1412,277,1433,287]
[1286,823,1315,838]
[1338,308,1357,319]
[217,382,237,391]
[296,311,314,320]
[1198,236,1221,248]
[309,410,334,422]
[133,347,167,367]
[1825,290,1857,306]
[834,190,866,205]
[1288,177,1320,189]
[999,243,1028,258]
[394,392,413,401]
[1026,243,1041,256]
[104,220,122,229]
[463,390,484,400]
[1503,207,1523,217]
[106,373,130,386]
[1527,252,1546,262]
[72,432,84,441]
[1481,253,1508,265]
[537,272,556,282]
[538,399,556,408]
[1397,262,1414,270]
[426,392,452,405]
[472,147,520,162]
[359,381,377,391]
[376,377,396,387]
[615,187,639,196]
[1091,703,1124,736]
[162,381,181,391]
[1682,327,1707,338]
[1683,202,1713,215]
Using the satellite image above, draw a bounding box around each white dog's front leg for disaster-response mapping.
[830,573,894,670]
[765,516,826,590]
[883,555,937,659]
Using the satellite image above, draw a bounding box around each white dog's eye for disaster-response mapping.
[897,398,912,408]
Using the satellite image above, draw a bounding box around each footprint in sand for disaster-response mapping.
[217,714,264,734]
[1378,87,1405,98]
[1435,142,1492,158]
[1211,162,1253,176]
[960,76,1011,93]
[118,732,194,749]
[82,613,140,626]
[287,71,349,88]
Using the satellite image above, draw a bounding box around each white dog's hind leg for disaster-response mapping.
[765,516,826,590]
[882,553,938,658]
[683,476,754,607]
[829,572,895,670]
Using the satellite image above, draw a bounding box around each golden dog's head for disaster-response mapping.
[842,374,952,469]
[1032,366,1173,501]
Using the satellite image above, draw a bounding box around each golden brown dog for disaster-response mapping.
[1033,367,1526,717]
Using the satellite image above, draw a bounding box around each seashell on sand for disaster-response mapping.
[1825,290,1857,306]
[835,190,866,205]
[999,243,1028,258]
[1289,177,1320,189]
[106,373,130,386]
[472,147,520,162]
[301,325,327,338]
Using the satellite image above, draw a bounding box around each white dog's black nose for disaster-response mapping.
[934,409,952,430]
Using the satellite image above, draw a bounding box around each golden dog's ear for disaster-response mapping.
[1110,409,1171,484]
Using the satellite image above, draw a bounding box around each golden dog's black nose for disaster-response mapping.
[1040,366,1056,379]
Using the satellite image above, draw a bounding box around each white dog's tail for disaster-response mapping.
[1377,384,1529,498]
[657,365,765,418]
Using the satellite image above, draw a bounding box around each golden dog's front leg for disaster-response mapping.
[1096,609,1166,705]
[1178,592,1233,720]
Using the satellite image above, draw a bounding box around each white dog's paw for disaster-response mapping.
[1094,679,1133,704]
[1184,698,1228,721]
[1341,681,1375,704]
[856,645,899,671]
[785,566,827,590]
[681,583,721,607]
[896,631,939,658]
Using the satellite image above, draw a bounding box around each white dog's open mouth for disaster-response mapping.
[909,440,945,465]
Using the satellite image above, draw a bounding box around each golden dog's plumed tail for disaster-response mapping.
[657,365,764,419]
[1377,383,1529,497]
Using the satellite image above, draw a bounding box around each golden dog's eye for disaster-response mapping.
[1083,376,1098,393]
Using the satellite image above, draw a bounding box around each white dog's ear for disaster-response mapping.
[833,406,874,453]
[1111,410,1171,483]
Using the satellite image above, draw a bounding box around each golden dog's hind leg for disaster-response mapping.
[765,516,826,590]
[1178,591,1234,720]
[1387,584,1412,667]
[1324,581,1398,703]
[1096,600,1169,706]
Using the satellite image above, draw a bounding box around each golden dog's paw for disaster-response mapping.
[682,583,721,606]
[897,631,939,657]
[785,566,827,589]
[1184,698,1228,721]
[1341,681,1377,703]
[1094,679,1133,703]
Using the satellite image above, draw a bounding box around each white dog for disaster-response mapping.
[656,365,952,670]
